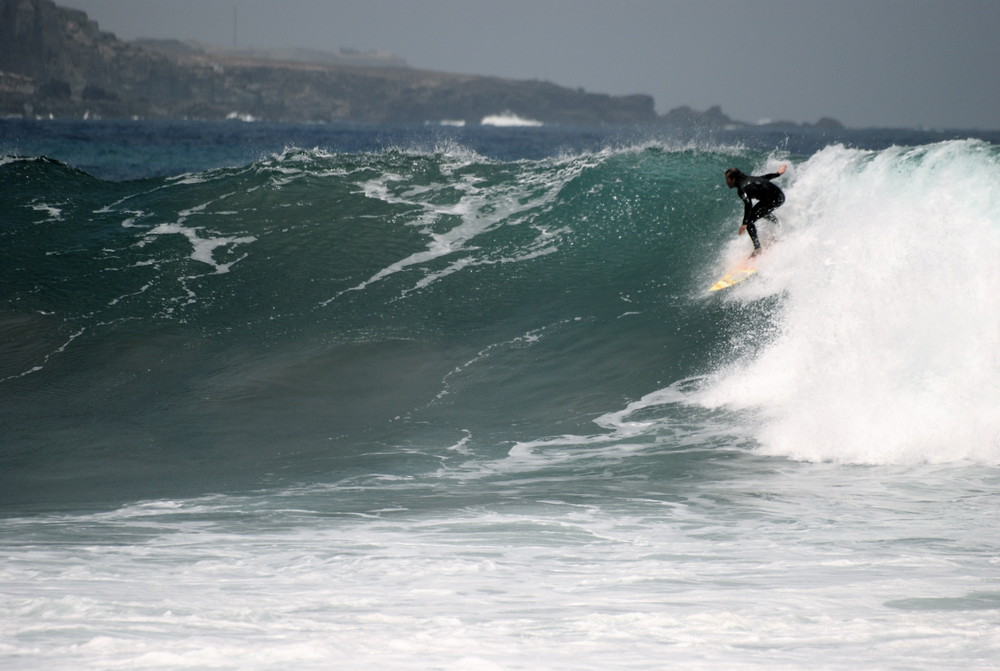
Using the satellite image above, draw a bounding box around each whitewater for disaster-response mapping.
[1,119,999,670]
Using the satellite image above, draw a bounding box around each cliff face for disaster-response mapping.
[0,0,844,128]
[0,0,658,124]
[1,0,204,118]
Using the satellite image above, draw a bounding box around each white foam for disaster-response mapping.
[144,222,255,275]
[31,203,63,221]
[480,111,543,127]
[699,140,1000,464]
[4,464,997,671]
[322,153,598,305]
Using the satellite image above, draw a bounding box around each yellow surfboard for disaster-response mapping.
[709,260,758,291]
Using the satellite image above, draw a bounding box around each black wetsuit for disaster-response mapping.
[736,172,785,250]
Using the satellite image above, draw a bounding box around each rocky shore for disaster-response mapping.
[0,0,842,129]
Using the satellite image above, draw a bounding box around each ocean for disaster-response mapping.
[2,118,999,670]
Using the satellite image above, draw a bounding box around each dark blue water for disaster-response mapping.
[4,117,994,180]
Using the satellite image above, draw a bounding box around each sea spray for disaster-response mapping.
[698,140,1000,464]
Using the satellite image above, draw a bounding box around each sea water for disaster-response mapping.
[2,119,999,670]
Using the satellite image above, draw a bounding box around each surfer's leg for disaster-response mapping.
[749,198,782,250]
[752,198,781,224]
[745,221,762,251]
[762,193,784,223]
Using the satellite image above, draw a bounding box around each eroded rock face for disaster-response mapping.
[0,0,657,124]
[1,0,191,117]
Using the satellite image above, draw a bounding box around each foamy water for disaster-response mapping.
[699,141,1000,464]
[3,459,998,671]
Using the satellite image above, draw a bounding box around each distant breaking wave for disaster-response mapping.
[481,111,544,127]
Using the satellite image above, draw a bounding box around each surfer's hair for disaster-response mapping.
[725,168,746,182]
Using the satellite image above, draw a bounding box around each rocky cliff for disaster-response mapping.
[0,0,842,129]
[0,0,659,124]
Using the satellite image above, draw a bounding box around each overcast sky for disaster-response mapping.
[62,0,1000,130]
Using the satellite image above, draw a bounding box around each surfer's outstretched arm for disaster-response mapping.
[761,164,788,181]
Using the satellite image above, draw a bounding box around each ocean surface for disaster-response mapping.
[2,118,999,670]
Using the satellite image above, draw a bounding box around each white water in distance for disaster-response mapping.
[480,111,544,127]
[699,140,1000,464]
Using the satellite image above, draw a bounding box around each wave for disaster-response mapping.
[2,137,999,508]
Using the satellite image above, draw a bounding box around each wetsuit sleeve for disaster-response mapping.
[761,172,781,181]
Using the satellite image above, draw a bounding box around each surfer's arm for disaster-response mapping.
[762,164,788,181]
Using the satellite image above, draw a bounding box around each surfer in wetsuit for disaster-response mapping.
[725,164,787,255]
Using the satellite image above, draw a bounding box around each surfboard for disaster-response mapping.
[709,259,757,291]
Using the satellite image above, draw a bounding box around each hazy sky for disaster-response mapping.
[62,0,1000,130]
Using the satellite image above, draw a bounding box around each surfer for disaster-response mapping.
[725,164,787,255]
